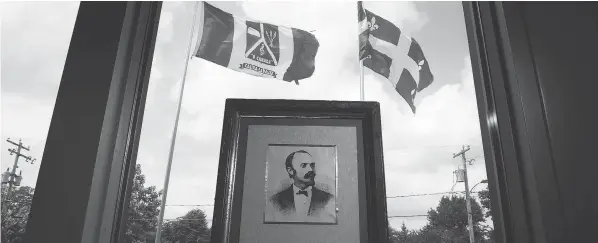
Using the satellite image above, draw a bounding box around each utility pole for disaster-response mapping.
[2,138,36,215]
[454,145,475,243]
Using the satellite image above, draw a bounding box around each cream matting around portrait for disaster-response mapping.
[237,123,362,243]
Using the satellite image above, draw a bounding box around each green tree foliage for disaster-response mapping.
[1,185,34,243]
[389,225,401,243]
[477,188,495,243]
[161,209,211,243]
[124,164,163,243]
[389,222,417,243]
[477,189,492,218]
[398,222,410,242]
[0,165,164,243]
[426,195,485,242]
[392,195,487,243]
[428,196,484,229]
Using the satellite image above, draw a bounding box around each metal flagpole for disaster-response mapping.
[358,1,365,101]
[154,1,200,242]
[360,60,365,101]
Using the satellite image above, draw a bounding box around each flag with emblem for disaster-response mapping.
[358,1,434,113]
[194,2,319,84]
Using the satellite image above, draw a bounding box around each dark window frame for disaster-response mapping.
[463,2,570,243]
[24,2,161,243]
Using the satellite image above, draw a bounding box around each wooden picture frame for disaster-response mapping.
[210,99,388,243]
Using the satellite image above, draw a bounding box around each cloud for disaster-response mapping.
[145,68,163,107]
[378,56,481,150]
[376,56,481,175]
[1,2,79,99]
[363,1,429,35]
[156,10,174,43]
[1,2,79,187]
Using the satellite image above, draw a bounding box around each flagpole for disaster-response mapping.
[358,0,365,101]
[360,60,364,101]
[154,1,200,242]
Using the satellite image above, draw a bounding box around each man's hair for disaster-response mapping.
[285,150,311,176]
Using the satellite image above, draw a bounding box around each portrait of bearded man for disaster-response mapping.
[265,150,336,223]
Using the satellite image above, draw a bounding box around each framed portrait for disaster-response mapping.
[211,99,388,243]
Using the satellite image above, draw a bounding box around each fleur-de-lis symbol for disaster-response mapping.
[266,30,277,48]
[368,17,379,31]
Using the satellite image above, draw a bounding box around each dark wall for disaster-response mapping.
[517,2,598,242]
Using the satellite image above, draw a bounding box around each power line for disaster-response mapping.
[132,215,430,221]
[387,144,484,150]
[165,204,214,207]
[145,190,481,222]
[163,190,468,207]
[156,190,480,221]
[388,214,428,218]
[387,191,465,199]
[130,218,212,221]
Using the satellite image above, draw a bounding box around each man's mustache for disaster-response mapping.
[304,171,316,179]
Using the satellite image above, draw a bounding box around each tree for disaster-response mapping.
[161,209,211,243]
[390,222,419,243]
[477,189,492,219]
[0,164,163,243]
[1,185,34,243]
[422,195,485,243]
[478,188,495,243]
[389,225,401,243]
[428,196,484,228]
[124,164,163,243]
[398,223,410,242]
[411,226,446,243]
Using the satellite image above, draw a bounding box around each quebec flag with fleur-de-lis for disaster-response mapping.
[358,1,434,113]
[194,2,319,84]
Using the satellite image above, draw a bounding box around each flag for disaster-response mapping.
[194,2,319,84]
[358,1,434,113]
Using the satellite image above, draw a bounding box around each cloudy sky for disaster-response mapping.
[1,0,490,232]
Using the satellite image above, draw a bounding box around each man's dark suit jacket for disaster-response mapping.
[270,185,333,216]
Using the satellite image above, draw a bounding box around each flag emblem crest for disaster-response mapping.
[245,21,280,66]
[196,2,319,83]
